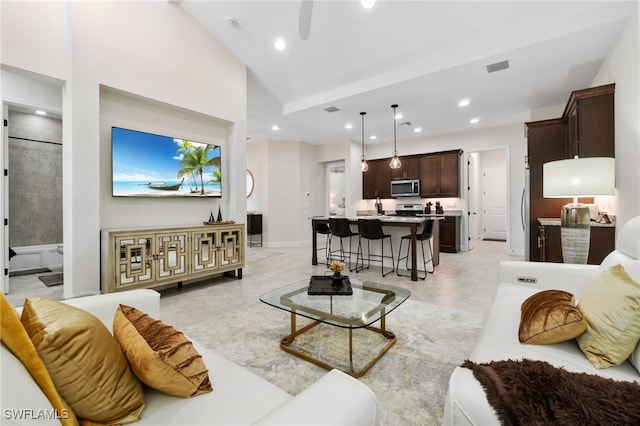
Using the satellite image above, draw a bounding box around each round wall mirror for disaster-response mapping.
[246,169,255,198]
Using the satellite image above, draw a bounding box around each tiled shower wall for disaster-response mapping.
[8,111,63,247]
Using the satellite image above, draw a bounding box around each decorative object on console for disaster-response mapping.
[113,304,212,398]
[360,112,369,172]
[217,206,223,222]
[518,289,586,345]
[389,104,401,169]
[543,156,615,264]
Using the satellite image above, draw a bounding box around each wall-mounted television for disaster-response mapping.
[111,127,221,198]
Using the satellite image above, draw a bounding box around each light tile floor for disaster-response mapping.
[6,239,521,317]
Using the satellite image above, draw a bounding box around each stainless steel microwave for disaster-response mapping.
[390,179,420,197]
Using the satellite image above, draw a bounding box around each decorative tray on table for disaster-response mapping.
[203,220,236,225]
[307,275,353,296]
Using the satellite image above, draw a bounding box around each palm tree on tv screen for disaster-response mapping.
[178,144,220,195]
[176,140,199,192]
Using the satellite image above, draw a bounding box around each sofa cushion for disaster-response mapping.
[577,264,640,368]
[519,290,586,345]
[113,304,212,398]
[0,293,77,426]
[20,297,145,424]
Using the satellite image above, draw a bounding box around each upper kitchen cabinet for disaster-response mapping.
[563,83,615,159]
[390,156,420,180]
[420,150,462,198]
[362,158,391,199]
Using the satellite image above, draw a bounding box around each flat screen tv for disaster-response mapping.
[111,126,221,198]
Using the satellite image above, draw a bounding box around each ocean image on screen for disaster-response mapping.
[112,127,221,197]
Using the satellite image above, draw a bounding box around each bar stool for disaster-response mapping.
[355,219,394,277]
[314,222,331,266]
[397,220,434,280]
[328,218,359,271]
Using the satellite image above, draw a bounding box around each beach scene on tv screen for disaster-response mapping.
[112,127,221,197]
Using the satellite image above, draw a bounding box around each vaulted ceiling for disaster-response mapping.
[178,1,636,145]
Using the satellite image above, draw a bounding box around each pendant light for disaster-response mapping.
[360,112,369,172]
[389,104,401,169]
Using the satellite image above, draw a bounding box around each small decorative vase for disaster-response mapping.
[332,271,342,281]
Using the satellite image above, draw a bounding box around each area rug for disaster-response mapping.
[38,273,63,287]
[179,299,484,425]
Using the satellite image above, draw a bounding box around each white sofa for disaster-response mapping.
[444,216,640,425]
[1,289,379,425]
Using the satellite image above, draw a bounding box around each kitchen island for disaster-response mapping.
[311,216,441,281]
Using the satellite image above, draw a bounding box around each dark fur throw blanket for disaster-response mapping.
[461,359,640,425]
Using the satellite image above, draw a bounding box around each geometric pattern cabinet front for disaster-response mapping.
[102,224,245,293]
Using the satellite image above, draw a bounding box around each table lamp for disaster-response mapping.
[543,156,615,264]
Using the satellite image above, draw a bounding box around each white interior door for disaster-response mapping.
[483,165,507,241]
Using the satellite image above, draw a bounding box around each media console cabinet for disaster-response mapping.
[101,224,245,293]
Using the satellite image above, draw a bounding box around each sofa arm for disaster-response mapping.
[62,289,161,332]
[253,369,380,426]
[498,261,599,297]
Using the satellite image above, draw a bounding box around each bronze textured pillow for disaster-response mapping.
[113,304,212,398]
[577,264,640,368]
[20,297,145,424]
[519,289,587,345]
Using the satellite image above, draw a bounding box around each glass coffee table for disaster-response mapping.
[259,277,411,377]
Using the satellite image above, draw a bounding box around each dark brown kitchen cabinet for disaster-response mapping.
[538,222,615,265]
[362,159,391,199]
[391,156,420,180]
[564,84,615,159]
[439,216,460,253]
[420,150,461,198]
[525,83,614,262]
[525,119,573,262]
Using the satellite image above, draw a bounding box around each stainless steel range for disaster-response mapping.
[395,204,423,217]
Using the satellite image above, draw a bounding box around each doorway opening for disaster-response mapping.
[4,105,63,298]
[465,148,508,250]
[326,161,345,217]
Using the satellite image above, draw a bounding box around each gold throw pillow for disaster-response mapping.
[577,264,640,368]
[519,290,586,345]
[113,304,212,398]
[0,293,78,426]
[20,298,145,424]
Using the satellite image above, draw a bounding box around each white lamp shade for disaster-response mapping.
[543,157,615,197]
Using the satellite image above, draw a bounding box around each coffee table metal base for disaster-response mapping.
[279,312,396,378]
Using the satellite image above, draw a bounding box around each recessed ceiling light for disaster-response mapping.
[369,135,377,140]
[394,112,403,120]
[345,123,353,129]
[458,99,470,107]
[274,37,286,51]
[361,0,375,9]
[469,118,480,124]
[271,125,280,131]
[413,127,422,133]
[35,110,47,116]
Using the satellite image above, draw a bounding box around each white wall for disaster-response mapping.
[1,1,247,297]
[591,3,640,229]
[99,87,230,229]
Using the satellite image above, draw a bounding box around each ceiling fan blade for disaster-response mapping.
[298,0,313,41]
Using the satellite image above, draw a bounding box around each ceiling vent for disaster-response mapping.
[323,106,340,113]
[486,60,509,73]
[398,121,412,126]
